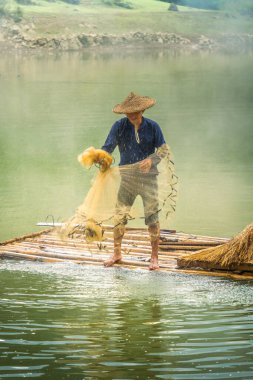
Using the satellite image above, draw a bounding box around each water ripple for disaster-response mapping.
[0,261,252,379]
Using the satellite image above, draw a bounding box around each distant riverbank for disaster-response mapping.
[1,19,253,54]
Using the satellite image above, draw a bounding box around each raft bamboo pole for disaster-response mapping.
[37,233,223,250]
[22,240,204,258]
[159,241,223,247]
[56,239,216,252]
[42,224,228,244]
[1,248,253,280]
[0,247,176,269]
[97,226,229,243]
[3,227,250,280]
[0,250,68,263]
[0,230,224,265]
[17,241,151,255]
[19,234,223,260]
[33,237,137,253]
[0,236,183,261]
[44,222,229,242]
[0,245,198,266]
[0,229,52,246]
[1,240,252,280]
[101,230,228,243]
[105,227,230,241]
[8,241,185,263]
[33,244,181,262]
[19,238,151,253]
[0,247,106,263]
[37,222,176,235]
[21,236,210,257]
[159,244,221,251]
[47,230,228,245]
[103,231,227,245]
[1,251,103,266]
[20,241,189,259]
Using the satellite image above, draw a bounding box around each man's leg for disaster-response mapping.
[104,188,134,268]
[148,222,160,270]
[141,175,160,270]
[104,222,126,267]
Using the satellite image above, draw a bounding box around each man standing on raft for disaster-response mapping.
[101,92,166,270]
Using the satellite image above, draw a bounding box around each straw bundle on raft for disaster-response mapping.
[177,223,253,273]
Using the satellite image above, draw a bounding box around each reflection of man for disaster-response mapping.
[101,92,166,270]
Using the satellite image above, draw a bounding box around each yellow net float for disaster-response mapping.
[85,219,104,242]
[78,146,113,172]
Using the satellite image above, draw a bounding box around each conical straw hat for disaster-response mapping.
[112,92,156,114]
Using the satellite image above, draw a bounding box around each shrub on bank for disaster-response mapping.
[15,0,34,5]
[61,0,80,4]
[158,0,219,10]
[158,0,253,14]
[0,3,23,22]
[12,6,22,21]
[103,0,133,9]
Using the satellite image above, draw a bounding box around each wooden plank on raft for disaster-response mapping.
[0,226,252,280]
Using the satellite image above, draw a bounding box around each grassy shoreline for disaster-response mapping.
[1,0,253,54]
[1,0,253,39]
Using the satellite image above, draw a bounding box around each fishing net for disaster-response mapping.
[59,144,178,242]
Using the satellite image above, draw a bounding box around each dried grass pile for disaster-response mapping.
[177,223,253,272]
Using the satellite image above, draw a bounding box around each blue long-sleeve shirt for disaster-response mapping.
[101,117,166,166]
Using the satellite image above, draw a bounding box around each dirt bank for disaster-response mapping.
[1,18,253,54]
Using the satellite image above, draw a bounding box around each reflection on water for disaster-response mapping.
[0,51,253,240]
[0,261,253,379]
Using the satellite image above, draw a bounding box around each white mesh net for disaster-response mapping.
[59,144,178,242]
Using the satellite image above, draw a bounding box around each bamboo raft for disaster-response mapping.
[0,226,253,280]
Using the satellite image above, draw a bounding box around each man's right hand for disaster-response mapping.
[139,158,152,173]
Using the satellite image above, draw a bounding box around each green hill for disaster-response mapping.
[1,0,253,40]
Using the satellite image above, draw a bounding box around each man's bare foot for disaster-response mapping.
[104,255,122,267]
[149,257,160,271]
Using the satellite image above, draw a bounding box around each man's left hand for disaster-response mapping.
[139,158,152,173]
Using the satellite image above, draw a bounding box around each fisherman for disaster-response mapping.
[101,92,166,270]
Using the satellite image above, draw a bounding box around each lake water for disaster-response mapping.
[0,50,253,379]
[0,261,253,379]
[0,50,252,241]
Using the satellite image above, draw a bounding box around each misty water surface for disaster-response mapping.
[0,48,253,380]
[0,50,252,241]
